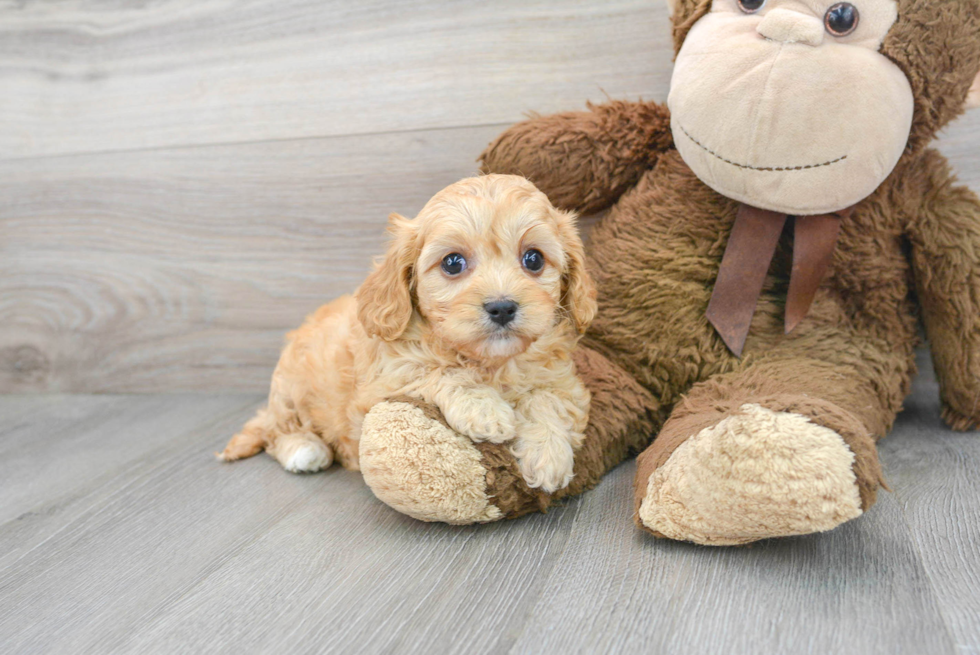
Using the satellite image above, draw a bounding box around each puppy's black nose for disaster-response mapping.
[484,299,518,326]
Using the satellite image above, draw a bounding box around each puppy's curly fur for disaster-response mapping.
[219,175,597,492]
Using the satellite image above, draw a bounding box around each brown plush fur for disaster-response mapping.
[470,1,980,526]
[481,100,674,216]
[880,0,980,153]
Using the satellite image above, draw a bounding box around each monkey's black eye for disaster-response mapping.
[441,253,466,276]
[737,0,766,13]
[825,3,859,36]
[522,249,545,273]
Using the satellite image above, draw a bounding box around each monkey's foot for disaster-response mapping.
[635,404,864,545]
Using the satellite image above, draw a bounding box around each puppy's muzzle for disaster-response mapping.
[484,299,519,327]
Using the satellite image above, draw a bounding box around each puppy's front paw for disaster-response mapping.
[443,392,516,443]
[511,435,575,493]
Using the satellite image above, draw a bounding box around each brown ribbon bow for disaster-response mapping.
[706,203,853,357]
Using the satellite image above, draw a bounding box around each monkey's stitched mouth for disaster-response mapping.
[679,124,847,172]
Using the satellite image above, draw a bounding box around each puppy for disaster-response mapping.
[219,174,597,492]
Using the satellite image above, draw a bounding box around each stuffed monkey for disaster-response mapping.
[358,0,980,545]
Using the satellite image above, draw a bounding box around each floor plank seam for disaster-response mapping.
[0,121,519,165]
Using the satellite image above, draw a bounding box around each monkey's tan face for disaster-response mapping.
[413,185,571,362]
[669,0,914,215]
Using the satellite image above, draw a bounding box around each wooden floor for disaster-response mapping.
[1,351,978,655]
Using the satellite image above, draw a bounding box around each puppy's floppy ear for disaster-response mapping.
[357,213,418,340]
[555,209,597,334]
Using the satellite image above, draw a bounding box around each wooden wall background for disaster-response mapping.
[1,0,978,393]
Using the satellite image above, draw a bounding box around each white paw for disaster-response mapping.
[511,435,575,493]
[444,393,517,443]
[283,441,333,473]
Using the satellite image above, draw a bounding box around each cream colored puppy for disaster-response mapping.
[219,175,597,493]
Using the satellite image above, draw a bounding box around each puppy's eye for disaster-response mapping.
[737,0,765,13]
[441,253,466,276]
[824,3,859,36]
[522,249,545,273]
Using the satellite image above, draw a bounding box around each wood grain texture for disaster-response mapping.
[0,395,584,654]
[0,394,257,524]
[1,362,978,654]
[878,351,980,653]
[0,0,671,159]
[507,467,954,655]
[0,394,262,570]
[0,125,502,392]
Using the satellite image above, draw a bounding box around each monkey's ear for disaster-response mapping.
[966,70,980,110]
[356,213,418,341]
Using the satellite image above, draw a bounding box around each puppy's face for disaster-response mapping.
[357,175,596,362]
[415,191,566,361]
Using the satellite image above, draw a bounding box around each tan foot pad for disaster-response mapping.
[639,404,863,545]
[360,401,502,524]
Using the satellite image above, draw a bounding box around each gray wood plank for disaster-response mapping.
[0,394,251,523]
[2,372,979,654]
[115,482,581,655]
[0,0,672,159]
[879,352,980,653]
[0,399,323,653]
[0,124,502,393]
[505,462,956,655]
[0,394,261,570]
[0,398,582,655]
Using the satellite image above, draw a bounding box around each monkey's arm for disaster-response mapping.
[479,100,673,215]
[908,150,980,431]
